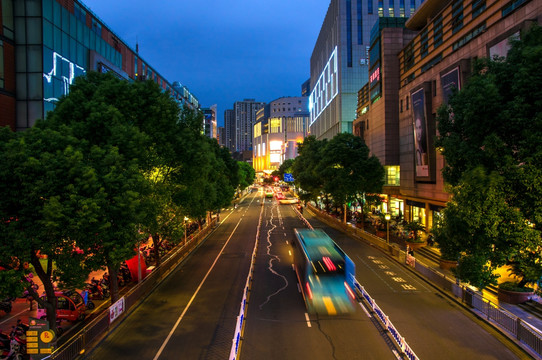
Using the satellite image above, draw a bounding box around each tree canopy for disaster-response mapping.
[435,24,542,289]
[292,133,385,221]
[0,72,240,327]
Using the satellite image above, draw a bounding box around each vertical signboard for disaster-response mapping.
[26,318,55,359]
[411,88,429,178]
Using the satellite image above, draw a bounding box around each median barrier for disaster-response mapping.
[306,203,542,359]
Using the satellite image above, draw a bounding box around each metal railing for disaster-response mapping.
[48,220,216,360]
[306,204,542,359]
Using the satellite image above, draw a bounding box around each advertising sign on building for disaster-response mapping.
[411,88,429,178]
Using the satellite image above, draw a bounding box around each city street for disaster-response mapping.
[84,190,525,359]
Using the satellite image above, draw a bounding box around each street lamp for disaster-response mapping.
[385,213,391,244]
[184,216,189,246]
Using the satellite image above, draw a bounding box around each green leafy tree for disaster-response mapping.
[435,25,542,289]
[277,159,295,181]
[0,126,102,331]
[42,72,166,302]
[318,133,385,224]
[292,136,327,204]
[237,161,255,191]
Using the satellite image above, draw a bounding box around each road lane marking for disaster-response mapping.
[259,202,289,310]
[304,312,311,327]
[153,218,243,360]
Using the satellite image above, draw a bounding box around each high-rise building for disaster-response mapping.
[224,109,235,152]
[231,99,265,152]
[202,104,217,139]
[309,0,423,140]
[0,0,198,131]
[217,126,225,147]
[253,96,309,174]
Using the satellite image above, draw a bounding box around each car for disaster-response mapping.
[37,290,87,322]
[279,197,299,204]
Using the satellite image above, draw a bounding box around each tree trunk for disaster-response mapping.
[108,264,120,305]
[31,252,58,336]
[343,203,347,224]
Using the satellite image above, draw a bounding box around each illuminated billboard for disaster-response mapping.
[411,88,429,178]
[309,46,338,126]
[269,140,282,151]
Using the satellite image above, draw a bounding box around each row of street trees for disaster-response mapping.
[288,133,385,225]
[0,72,253,330]
[434,25,542,291]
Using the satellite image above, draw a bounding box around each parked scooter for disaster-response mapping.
[85,278,110,300]
[0,321,26,360]
[0,336,24,360]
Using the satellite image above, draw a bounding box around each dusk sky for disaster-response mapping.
[84,1,331,126]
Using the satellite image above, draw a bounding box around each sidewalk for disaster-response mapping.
[415,244,542,332]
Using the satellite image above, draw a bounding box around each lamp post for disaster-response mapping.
[184,216,189,246]
[385,213,391,244]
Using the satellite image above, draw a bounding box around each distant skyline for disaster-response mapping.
[84,0,330,126]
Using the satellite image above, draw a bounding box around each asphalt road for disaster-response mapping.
[240,198,396,360]
[85,190,526,360]
[300,209,525,360]
[86,192,261,360]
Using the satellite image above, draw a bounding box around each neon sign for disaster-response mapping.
[309,46,338,126]
[370,67,380,83]
[43,52,86,103]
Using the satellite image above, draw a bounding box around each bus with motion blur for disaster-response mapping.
[292,228,356,315]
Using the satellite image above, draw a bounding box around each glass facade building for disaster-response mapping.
[309,0,423,140]
[0,0,199,131]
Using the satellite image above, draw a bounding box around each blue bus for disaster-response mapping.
[292,228,356,315]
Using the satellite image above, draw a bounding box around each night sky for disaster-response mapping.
[84,0,330,126]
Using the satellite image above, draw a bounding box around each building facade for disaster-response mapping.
[0,0,198,131]
[224,109,235,152]
[253,96,309,174]
[357,0,542,231]
[231,98,265,153]
[217,126,225,147]
[354,17,416,219]
[202,104,217,139]
[309,0,423,140]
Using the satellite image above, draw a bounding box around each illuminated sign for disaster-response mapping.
[270,153,281,163]
[370,67,380,84]
[43,52,86,103]
[309,46,338,126]
[269,140,282,151]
